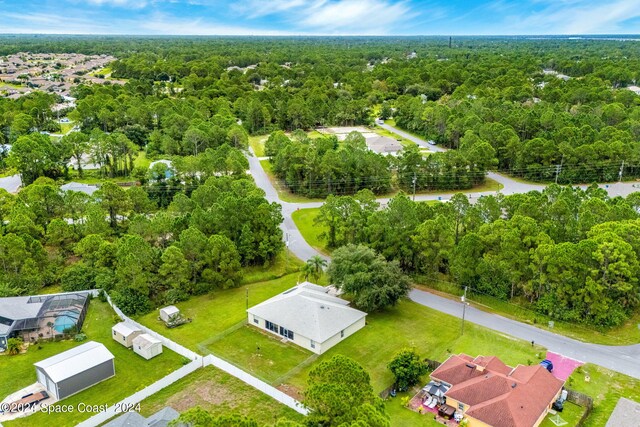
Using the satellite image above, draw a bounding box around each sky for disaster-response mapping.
[1,0,640,36]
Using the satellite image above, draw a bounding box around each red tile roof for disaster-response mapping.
[431,354,564,427]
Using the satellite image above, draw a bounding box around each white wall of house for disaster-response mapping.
[248,313,366,355]
[317,316,366,354]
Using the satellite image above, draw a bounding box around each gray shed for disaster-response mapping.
[34,341,115,400]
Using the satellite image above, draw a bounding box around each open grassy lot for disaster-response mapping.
[271,299,544,392]
[136,273,304,352]
[291,208,330,255]
[3,300,185,427]
[249,135,266,157]
[241,250,303,284]
[138,365,305,424]
[567,364,640,427]
[206,326,314,384]
[133,150,151,169]
[59,121,75,134]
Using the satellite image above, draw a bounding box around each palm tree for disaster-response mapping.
[305,256,328,282]
[7,338,23,355]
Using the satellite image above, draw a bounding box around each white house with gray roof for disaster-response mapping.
[103,406,179,427]
[247,282,366,354]
[34,341,115,400]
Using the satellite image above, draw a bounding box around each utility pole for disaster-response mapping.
[619,160,625,182]
[246,287,249,311]
[412,172,417,201]
[555,154,564,184]
[460,286,468,336]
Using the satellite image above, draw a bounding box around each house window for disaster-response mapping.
[310,340,315,349]
[279,326,294,340]
[113,331,116,336]
[265,321,278,333]
[340,330,344,338]
[122,336,126,341]
[253,316,259,325]
[458,402,464,411]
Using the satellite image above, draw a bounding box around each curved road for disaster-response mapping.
[248,123,640,380]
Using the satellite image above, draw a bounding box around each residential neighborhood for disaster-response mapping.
[1,3,640,427]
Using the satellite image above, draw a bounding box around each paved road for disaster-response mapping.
[409,289,640,379]
[246,125,640,380]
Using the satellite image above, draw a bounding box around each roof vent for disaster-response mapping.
[512,383,517,388]
[320,305,325,309]
[465,364,475,369]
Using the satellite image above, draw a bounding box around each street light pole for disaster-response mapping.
[460,286,468,336]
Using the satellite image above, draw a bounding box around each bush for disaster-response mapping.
[111,288,152,316]
[60,263,96,292]
[388,348,428,391]
[74,333,87,342]
[164,288,189,305]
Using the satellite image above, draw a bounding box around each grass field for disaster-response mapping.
[137,365,305,424]
[249,135,266,157]
[291,208,330,255]
[59,121,75,134]
[206,326,314,384]
[3,300,185,427]
[133,150,151,169]
[136,273,304,352]
[567,364,640,427]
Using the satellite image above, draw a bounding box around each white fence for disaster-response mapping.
[202,354,309,415]
[75,358,203,427]
[104,294,199,361]
[71,292,308,426]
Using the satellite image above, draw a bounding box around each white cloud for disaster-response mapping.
[233,0,310,18]
[138,15,293,35]
[506,0,640,34]
[85,0,148,7]
[299,0,414,34]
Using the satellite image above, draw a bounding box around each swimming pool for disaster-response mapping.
[53,310,80,333]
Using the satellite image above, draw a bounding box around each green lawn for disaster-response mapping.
[241,249,304,284]
[137,365,305,424]
[291,208,330,255]
[384,390,442,427]
[59,121,75,134]
[135,273,304,352]
[133,150,151,169]
[278,299,544,393]
[249,135,266,157]
[206,326,314,384]
[567,364,640,427]
[3,300,185,427]
[539,401,584,427]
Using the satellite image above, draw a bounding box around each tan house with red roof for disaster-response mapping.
[430,354,564,427]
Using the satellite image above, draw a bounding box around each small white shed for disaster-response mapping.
[159,306,180,322]
[111,322,142,348]
[132,334,163,360]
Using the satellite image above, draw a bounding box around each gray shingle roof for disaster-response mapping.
[102,407,179,427]
[0,296,43,321]
[606,397,640,427]
[34,341,114,382]
[247,282,366,343]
